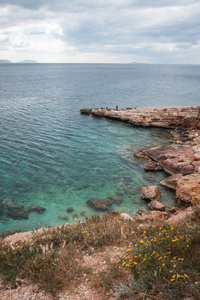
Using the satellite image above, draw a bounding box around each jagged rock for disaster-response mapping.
[176,173,200,206]
[109,195,123,204]
[148,200,165,211]
[87,198,112,211]
[141,186,161,201]
[144,162,163,172]
[160,173,183,190]
[67,207,74,213]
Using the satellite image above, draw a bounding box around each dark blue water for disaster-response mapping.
[0,64,199,234]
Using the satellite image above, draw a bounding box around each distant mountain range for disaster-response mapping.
[0,59,38,64]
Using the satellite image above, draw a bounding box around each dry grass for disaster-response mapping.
[0,208,200,299]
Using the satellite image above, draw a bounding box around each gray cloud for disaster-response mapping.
[0,0,199,63]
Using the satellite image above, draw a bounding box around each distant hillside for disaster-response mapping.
[16,60,38,64]
[0,59,38,64]
[0,59,13,64]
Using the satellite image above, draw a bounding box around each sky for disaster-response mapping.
[0,0,200,63]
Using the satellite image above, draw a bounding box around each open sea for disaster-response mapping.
[0,63,200,234]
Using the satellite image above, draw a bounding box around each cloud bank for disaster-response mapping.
[0,0,199,63]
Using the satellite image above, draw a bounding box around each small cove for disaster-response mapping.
[0,63,200,234]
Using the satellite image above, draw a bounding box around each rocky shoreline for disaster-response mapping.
[1,106,200,243]
[81,106,200,216]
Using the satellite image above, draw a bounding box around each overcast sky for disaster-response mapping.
[0,0,200,63]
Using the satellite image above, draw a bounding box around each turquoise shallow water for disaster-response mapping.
[0,64,199,234]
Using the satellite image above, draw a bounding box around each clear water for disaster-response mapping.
[0,63,199,234]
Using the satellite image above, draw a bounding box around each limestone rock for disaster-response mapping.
[141,186,161,201]
[148,200,165,211]
[176,173,200,206]
[160,173,183,190]
[87,198,112,211]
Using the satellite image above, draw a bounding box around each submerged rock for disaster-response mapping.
[27,206,46,214]
[57,213,69,221]
[126,188,135,195]
[141,186,161,201]
[67,207,74,213]
[87,198,112,211]
[2,199,46,220]
[109,195,123,204]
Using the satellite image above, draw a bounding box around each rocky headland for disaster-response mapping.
[81,106,200,217]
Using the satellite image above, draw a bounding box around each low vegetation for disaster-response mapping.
[0,208,200,299]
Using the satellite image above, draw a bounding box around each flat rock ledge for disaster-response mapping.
[81,106,200,129]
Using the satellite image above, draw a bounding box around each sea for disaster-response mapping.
[0,63,200,234]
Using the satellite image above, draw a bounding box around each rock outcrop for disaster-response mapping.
[160,173,183,190]
[141,186,161,201]
[176,173,200,206]
[148,200,166,211]
[81,106,200,129]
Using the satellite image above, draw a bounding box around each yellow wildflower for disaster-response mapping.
[184,274,189,278]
